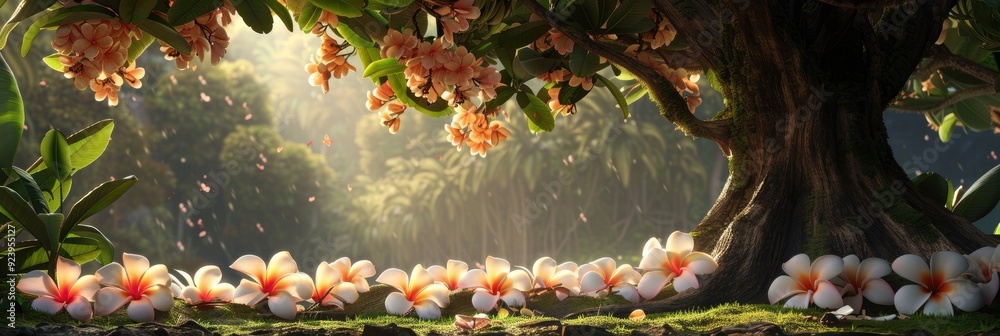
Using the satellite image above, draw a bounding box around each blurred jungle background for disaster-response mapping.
[4,20,999,275]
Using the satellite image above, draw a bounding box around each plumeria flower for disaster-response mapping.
[376,265,450,319]
[454,313,491,330]
[169,266,236,305]
[636,232,718,299]
[307,262,359,309]
[94,253,174,322]
[893,252,984,316]
[428,259,469,291]
[16,257,100,322]
[578,257,642,303]
[767,254,844,309]
[833,255,894,312]
[531,257,579,300]
[230,252,313,320]
[457,256,532,313]
[329,257,377,293]
[964,246,1000,305]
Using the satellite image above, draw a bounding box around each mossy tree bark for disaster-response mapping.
[524,0,998,316]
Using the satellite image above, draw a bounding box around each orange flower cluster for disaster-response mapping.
[52,19,141,106]
[306,34,357,93]
[444,105,509,158]
[367,82,407,134]
[429,0,481,46]
[160,0,234,70]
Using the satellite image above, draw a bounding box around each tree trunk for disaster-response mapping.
[569,3,996,317]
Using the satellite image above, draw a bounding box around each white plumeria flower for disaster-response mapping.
[329,257,377,293]
[307,262,360,309]
[169,266,236,305]
[531,257,580,300]
[964,245,999,305]
[636,232,718,299]
[230,251,313,320]
[578,257,641,303]
[16,257,100,322]
[457,256,532,313]
[376,264,451,319]
[833,255,894,312]
[767,254,844,309]
[94,253,174,322]
[893,251,984,316]
[427,259,469,291]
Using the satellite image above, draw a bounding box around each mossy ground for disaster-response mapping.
[11,285,1000,335]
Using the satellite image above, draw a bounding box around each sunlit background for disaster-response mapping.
[4,20,999,279]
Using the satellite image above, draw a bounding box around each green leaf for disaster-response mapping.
[233,0,274,33]
[167,0,223,26]
[59,236,101,265]
[285,0,308,14]
[7,0,59,23]
[515,48,556,77]
[263,0,294,31]
[624,84,647,104]
[994,223,1000,234]
[0,186,49,248]
[604,17,654,34]
[337,23,375,48]
[595,74,629,119]
[938,112,958,142]
[0,54,24,170]
[37,213,61,251]
[953,163,1000,222]
[386,73,454,117]
[495,20,549,49]
[69,225,114,264]
[569,45,602,77]
[41,4,117,28]
[309,0,362,18]
[557,83,589,105]
[517,91,555,133]
[604,0,650,33]
[28,119,114,174]
[370,0,413,7]
[0,21,20,51]
[5,166,49,214]
[578,0,604,31]
[363,58,406,78]
[485,86,517,110]
[954,98,992,131]
[126,30,156,62]
[118,0,157,23]
[135,14,192,54]
[41,129,72,181]
[41,54,63,71]
[32,172,70,212]
[62,176,137,239]
[296,2,322,31]
[14,243,48,273]
[912,172,950,207]
[21,8,63,56]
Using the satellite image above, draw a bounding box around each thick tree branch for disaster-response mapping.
[913,45,1000,83]
[519,0,732,154]
[874,0,956,107]
[889,84,996,113]
[819,0,911,8]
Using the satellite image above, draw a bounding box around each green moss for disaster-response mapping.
[887,202,938,243]
[802,194,828,257]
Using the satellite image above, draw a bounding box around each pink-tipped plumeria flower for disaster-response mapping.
[329,257,377,293]
[17,257,100,322]
[427,259,469,291]
[767,254,844,309]
[230,251,313,320]
[833,255,894,312]
[531,257,580,300]
[636,232,718,299]
[308,262,360,309]
[893,251,984,316]
[169,266,236,305]
[578,257,642,303]
[376,265,451,319]
[94,253,174,322]
[964,246,999,305]
[457,256,532,313]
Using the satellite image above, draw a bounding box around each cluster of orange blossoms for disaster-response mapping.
[52,18,142,106]
[445,105,509,158]
[366,82,407,134]
[160,0,234,70]
[305,34,357,93]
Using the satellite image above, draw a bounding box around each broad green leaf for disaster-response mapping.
[263,0,294,32]
[624,84,647,104]
[118,0,157,23]
[386,73,454,117]
[0,186,49,248]
[605,17,655,34]
[337,23,375,48]
[62,176,137,239]
[41,129,72,180]
[517,91,555,133]
[604,0,650,33]
[69,225,114,264]
[516,48,556,76]
[126,30,156,62]
[485,86,517,110]
[309,0,362,18]
[14,243,48,273]
[5,166,49,214]
[285,0,308,14]
[595,74,630,119]
[995,223,1000,234]
[495,20,549,49]
[363,58,406,78]
[42,54,63,71]
[167,0,224,26]
[0,21,19,51]
[578,0,604,31]
[59,236,101,265]
[7,0,59,23]
[370,0,413,7]
[28,119,114,174]
[233,0,274,33]
[37,213,61,251]
[41,4,117,28]
[297,2,322,31]
[938,112,958,142]
[135,14,192,54]
[953,164,1000,222]
[912,172,950,207]
[0,54,23,170]
[557,83,589,105]
[32,171,70,212]
[954,98,992,131]
[22,8,64,56]
[569,45,602,77]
